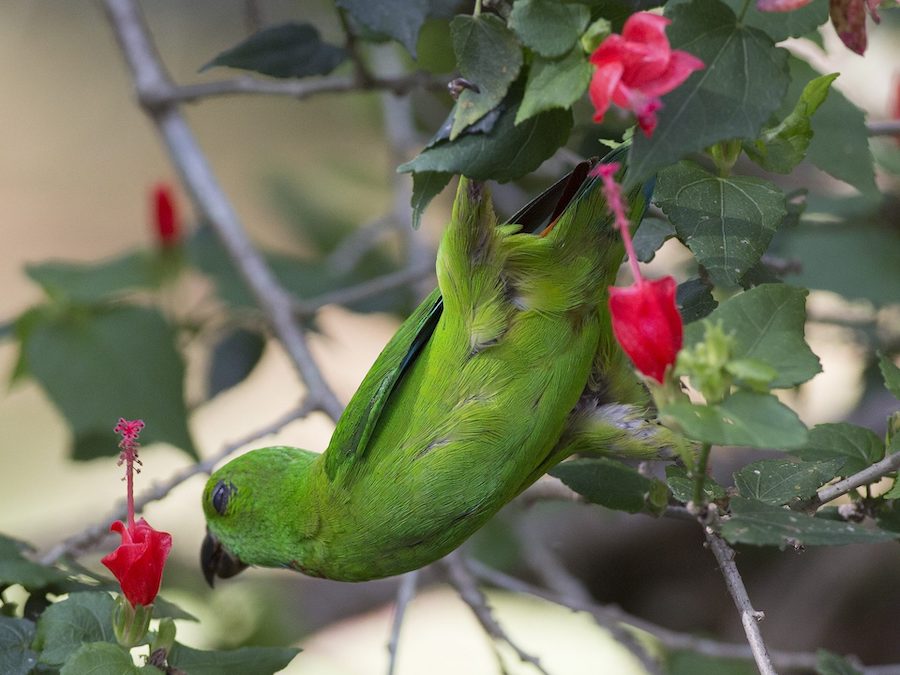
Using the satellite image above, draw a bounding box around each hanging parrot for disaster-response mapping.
[201,152,666,584]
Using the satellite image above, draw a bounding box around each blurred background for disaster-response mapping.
[1,1,899,673]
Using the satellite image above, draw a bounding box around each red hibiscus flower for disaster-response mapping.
[102,418,172,608]
[102,518,173,608]
[609,277,683,384]
[592,162,683,383]
[589,12,704,136]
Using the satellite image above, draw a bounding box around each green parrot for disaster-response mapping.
[201,153,665,583]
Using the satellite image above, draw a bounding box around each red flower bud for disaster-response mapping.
[609,276,683,383]
[102,518,172,608]
[152,183,180,247]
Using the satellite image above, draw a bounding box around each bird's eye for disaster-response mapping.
[211,480,235,516]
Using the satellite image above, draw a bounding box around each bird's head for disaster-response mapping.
[200,445,321,586]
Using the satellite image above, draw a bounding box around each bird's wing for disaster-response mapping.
[322,161,597,482]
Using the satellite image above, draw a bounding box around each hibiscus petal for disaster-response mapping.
[831,0,868,54]
[638,49,705,98]
[589,62,624,122]
[589,34,627,67]
[621,12,672,53]
[757,0,814,11]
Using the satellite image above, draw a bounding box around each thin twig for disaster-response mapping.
[293,263,434,318]
[102,0,344,422]
[372,46,436,302]
[325,216,394,275]
[243,0,262,34]
[704,527,777,675]
[386,570,420,675]
[515,522,663,675]
[170,71,444,105]
[868,119,900,136]
[443,552,550,675]
[813,451,900,507]
[40,403,310,565]
[468,561,822,673]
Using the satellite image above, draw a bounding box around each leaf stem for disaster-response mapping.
[693,443,712,507]
[737,0,753,22]
[474,0,483,16]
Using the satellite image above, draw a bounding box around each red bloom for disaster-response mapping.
[102,518,172,608]
[152,183,180,247]
[609,276,683,383]
[757,0,813,11]
[589,12,704,136]
[103,418,172,608]
[829,0,881,55]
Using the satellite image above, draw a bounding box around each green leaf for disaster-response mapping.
[516,48,592,125]
[59,642,156,675]
[683,284,821,388]
[0,617,37,675]
[0,534,69,591]
[449,14,522,139]
[734,458,844,505]
[337,0,429,56]
[632,217,675,264]
[744,73,838,174]
[207,328,266,399]
[550,458,668,515]
[783,57,876,195]
[508,0,590,58]
[168,643,301,675]
[816,650,863,675]
[876,499,900,533]
[722,497,894,547]
[399,87,573,182]
[878,352,900,399]
[661,391,808,449]
[794,423,885,476]
[34,592,116,667]
[410,171,452,230]
[666,465,726,504]
[677,278,717,323]
[26,252,163,304]
[24,305,197,460]
[200,23,346,78]
[721,0,828,41]
[655,161,786,286]
[627,0,789,186]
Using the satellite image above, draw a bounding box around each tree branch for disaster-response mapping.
[704,527,777,675]
[868,119,900,136]
[386,570,420,675]
[468,560,823,673]
[515,521,663,675]
[293,262,434,318]
[812,451,900,508]
[40,403,310,565]
[102,0,344,422]
[443,552,550,675]
[172,70,445,105]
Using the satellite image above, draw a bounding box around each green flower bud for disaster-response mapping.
[111,594,152,648]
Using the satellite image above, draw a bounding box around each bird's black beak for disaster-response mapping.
[201,528,248,587]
